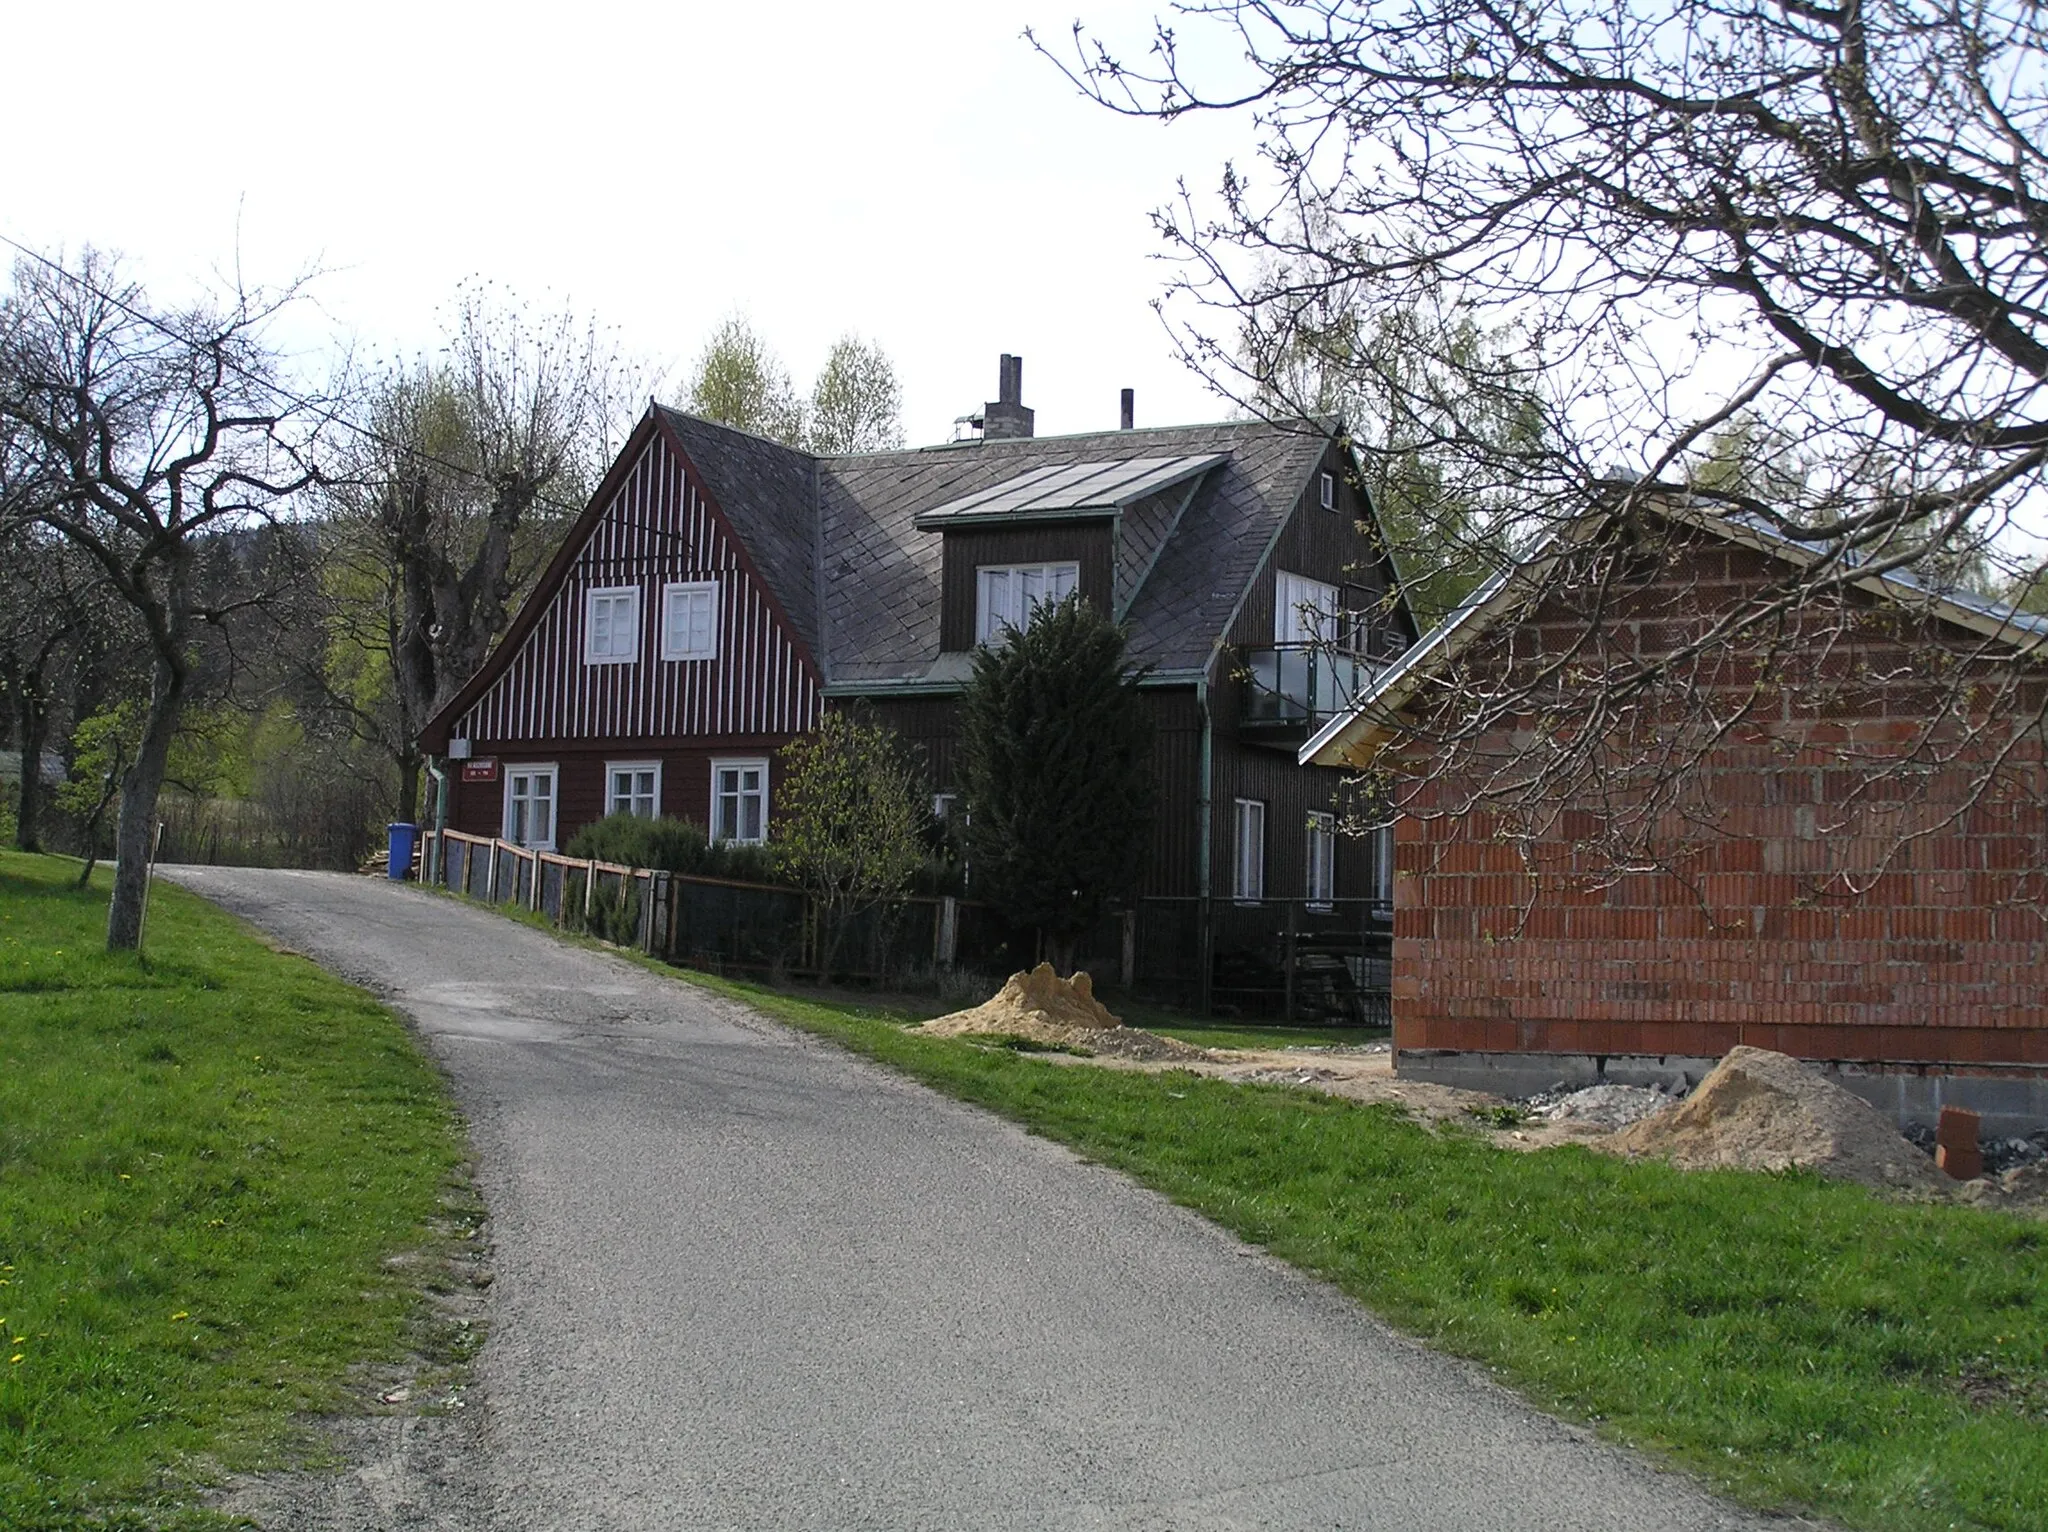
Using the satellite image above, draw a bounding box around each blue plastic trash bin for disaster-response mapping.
[387,823,419,880]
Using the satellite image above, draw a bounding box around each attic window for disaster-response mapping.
[585,586,640,664]
[1319,472,1336,510]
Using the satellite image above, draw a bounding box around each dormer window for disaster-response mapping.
[976,562,1078,644]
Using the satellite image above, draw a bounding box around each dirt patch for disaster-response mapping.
[1607,1046,1947,1193]
[921,965,1211,1063]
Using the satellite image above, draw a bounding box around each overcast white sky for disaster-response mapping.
[3,0,1264,445]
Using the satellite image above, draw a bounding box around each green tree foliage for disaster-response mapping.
[687,316,806,444]
[774,709,927,974]
[1249,294,1542,628]
[807,335,905,454]
[959,596,1153,973]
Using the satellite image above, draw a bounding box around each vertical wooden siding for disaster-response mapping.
[452,433,821,745]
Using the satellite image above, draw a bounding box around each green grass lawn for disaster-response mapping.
[648,962,2048,1532]
[0,853,470,1531]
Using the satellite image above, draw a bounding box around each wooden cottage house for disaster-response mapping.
[420,358,1417,958]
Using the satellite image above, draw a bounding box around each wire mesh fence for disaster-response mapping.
[424,831,1390,1025]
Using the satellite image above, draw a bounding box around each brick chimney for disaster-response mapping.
[982,354,1034,440]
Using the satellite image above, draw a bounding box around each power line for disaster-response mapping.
[0,230,613,525]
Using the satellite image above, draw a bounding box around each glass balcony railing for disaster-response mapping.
[1240,636,1406,728]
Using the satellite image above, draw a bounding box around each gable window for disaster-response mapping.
[1306,811,1336,908]
[1233,798,1265,903]
[607,761,660,819]
[711,758,769,845]
[585,585,641,664]
[504,765,558,850]
[662,580,718,661]
[976,562,1078,645]
[1319,471,1336,510]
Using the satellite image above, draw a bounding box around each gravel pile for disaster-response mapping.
[1526,1082,1679,1131]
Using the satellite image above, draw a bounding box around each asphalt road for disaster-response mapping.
[165,867,1800,1532]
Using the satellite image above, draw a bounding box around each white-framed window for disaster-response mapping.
[504,764,558,850]
[1372,821,1396,905]
[1319,471,1336,510]
[711,758,769,845]
[607,760,661,819]
[1233,798,1265,903]
[1275,570,1341,645]
[662,580,718,661]
[976,562,1079,645]
[932,791,959,821]
[585,585,641,664]
[1306,811,1336,908]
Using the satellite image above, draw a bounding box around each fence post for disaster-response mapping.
[640,872,658,954]
[485,841,499,903]
[529,851,543,913]
[1120,909,1135,990]
[937,896,959,967]
[1283,897,1299,1023]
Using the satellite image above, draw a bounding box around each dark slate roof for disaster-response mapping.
[657,409,822,660]
[657,410,1337,687]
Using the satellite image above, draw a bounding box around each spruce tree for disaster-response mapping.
[959,595,1153,974]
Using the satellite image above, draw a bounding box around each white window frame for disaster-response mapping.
[503,763,559,851]
[1233,798,1266,904]
[661,580,719,661]
[1372,821,1396,906]
[932,791,959,821]
[584,585,641,665]
[606,760,662,819]
[710,757,770,845]
[1306,810,1336,909]
[975,561,1080,645]
[1319,470,1336,510]
[1275,569,1341,645]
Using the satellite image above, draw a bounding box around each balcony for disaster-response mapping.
[1239,634,1407,744]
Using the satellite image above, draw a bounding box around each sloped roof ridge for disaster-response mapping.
[653,403,820,462]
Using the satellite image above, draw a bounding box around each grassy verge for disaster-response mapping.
[0,853,471,1531]
[634,959,2045,1532]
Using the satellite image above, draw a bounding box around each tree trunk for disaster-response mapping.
[9,669,48,853]
[1047,933,1079,977]
[105,663,183,951]
[396,744,422,824]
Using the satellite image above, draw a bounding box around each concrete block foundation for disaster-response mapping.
[1396,1049,2048,1138]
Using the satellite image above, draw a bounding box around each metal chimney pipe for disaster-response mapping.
[999,354,1022,405]
[1119,388,1135,430]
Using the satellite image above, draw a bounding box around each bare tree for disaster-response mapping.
[316,286,642,823]
[1049,0,2048,889]
[807,334,904,454]
[0,249,318,947]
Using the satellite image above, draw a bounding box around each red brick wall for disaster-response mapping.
[1391,530,2048,1069]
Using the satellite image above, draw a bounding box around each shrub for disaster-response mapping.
[563,813,779,883]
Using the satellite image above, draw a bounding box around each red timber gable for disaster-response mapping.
[428,418,822,752]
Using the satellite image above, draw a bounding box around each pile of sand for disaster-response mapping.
[1609,1046,1946,1193]
[921,964,1208,1063]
